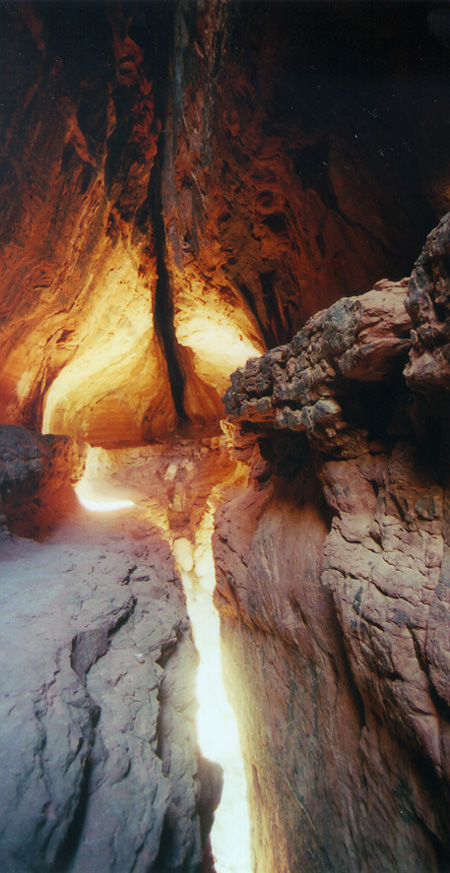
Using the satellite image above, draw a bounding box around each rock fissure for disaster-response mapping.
[150,153,188,427]
[4,3,450,872]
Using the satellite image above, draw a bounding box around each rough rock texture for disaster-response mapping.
[0,431,226,873]
[214,223,450,873]
[2,2,450,440]
[164,0,450,349]
[0,4,173,444]
[0,543,204,873]
[0,424,86,536]
[405,211,450,396]
[223,277,411,455]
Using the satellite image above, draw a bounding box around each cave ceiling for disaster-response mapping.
[1,0,449,444]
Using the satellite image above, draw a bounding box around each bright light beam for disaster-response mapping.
[76,492,135,512]
[175,528,253,873]
[75,467,135,513]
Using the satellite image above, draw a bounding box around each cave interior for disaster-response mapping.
[2,2,450,872]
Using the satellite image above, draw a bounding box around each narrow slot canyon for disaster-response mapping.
[3,2,450,873]
[75,446,253,873]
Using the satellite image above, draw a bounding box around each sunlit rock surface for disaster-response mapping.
[215,222,450,872]
[3,2,450,871]
[0,432,235,873]
[0,4,176,443]
[2,3,450,441]
[0,3,263,442]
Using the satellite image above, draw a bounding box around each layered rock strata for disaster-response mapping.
[214,216,450,872]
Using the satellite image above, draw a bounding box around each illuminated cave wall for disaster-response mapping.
[1,1,450,442]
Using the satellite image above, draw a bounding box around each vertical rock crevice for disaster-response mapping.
[150,153,188,427]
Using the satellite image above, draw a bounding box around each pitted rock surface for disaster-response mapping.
[216,225,450,872]
[223,278,411,456]
[406,211,450,394]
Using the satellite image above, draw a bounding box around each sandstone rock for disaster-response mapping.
[0,432,239,873]
[163,0,450,360]
[214,468,450,873]
[405,211,450,395]
[223,278,411,457]
[2,4,450,441]
[3,4,450,872]
[216,245,450,871]
[0,498,218,873]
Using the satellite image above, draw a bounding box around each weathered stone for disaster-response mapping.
[0,437,231,873]
[2,4,450,441]
[405,211,450,394]
[216,218,450,871]
[0,425,86,536]
[224,278,411,458]
[0,540,207,873]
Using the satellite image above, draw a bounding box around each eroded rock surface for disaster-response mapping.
[2,2,450,441]
[223,277,411,456]
[0,434,226,873]
[405,211,450,396]
[0,424,86,536]
[215,221,450,872]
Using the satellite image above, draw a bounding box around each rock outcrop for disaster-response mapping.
[405,211,450,398]
[223,277,411,456]
[214,217,450,872]
[0,424,86,536]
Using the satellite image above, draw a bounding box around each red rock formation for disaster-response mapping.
[164,0,450,351]
[1,2,450,442]
[3,3,450,871]
[0,4,173,443]
[215,223,450,871]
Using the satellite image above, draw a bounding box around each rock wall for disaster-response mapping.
[0,3,173,443]
[2,2,450,442]
[0,424,86,537]
[3,3,450,869]
[214,215,450,872]
[165,0,450,345]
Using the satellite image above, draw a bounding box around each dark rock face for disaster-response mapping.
[165,0,450,346]
[0,424,86,536]
[215,218,450,872]
[405,211,450,395]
